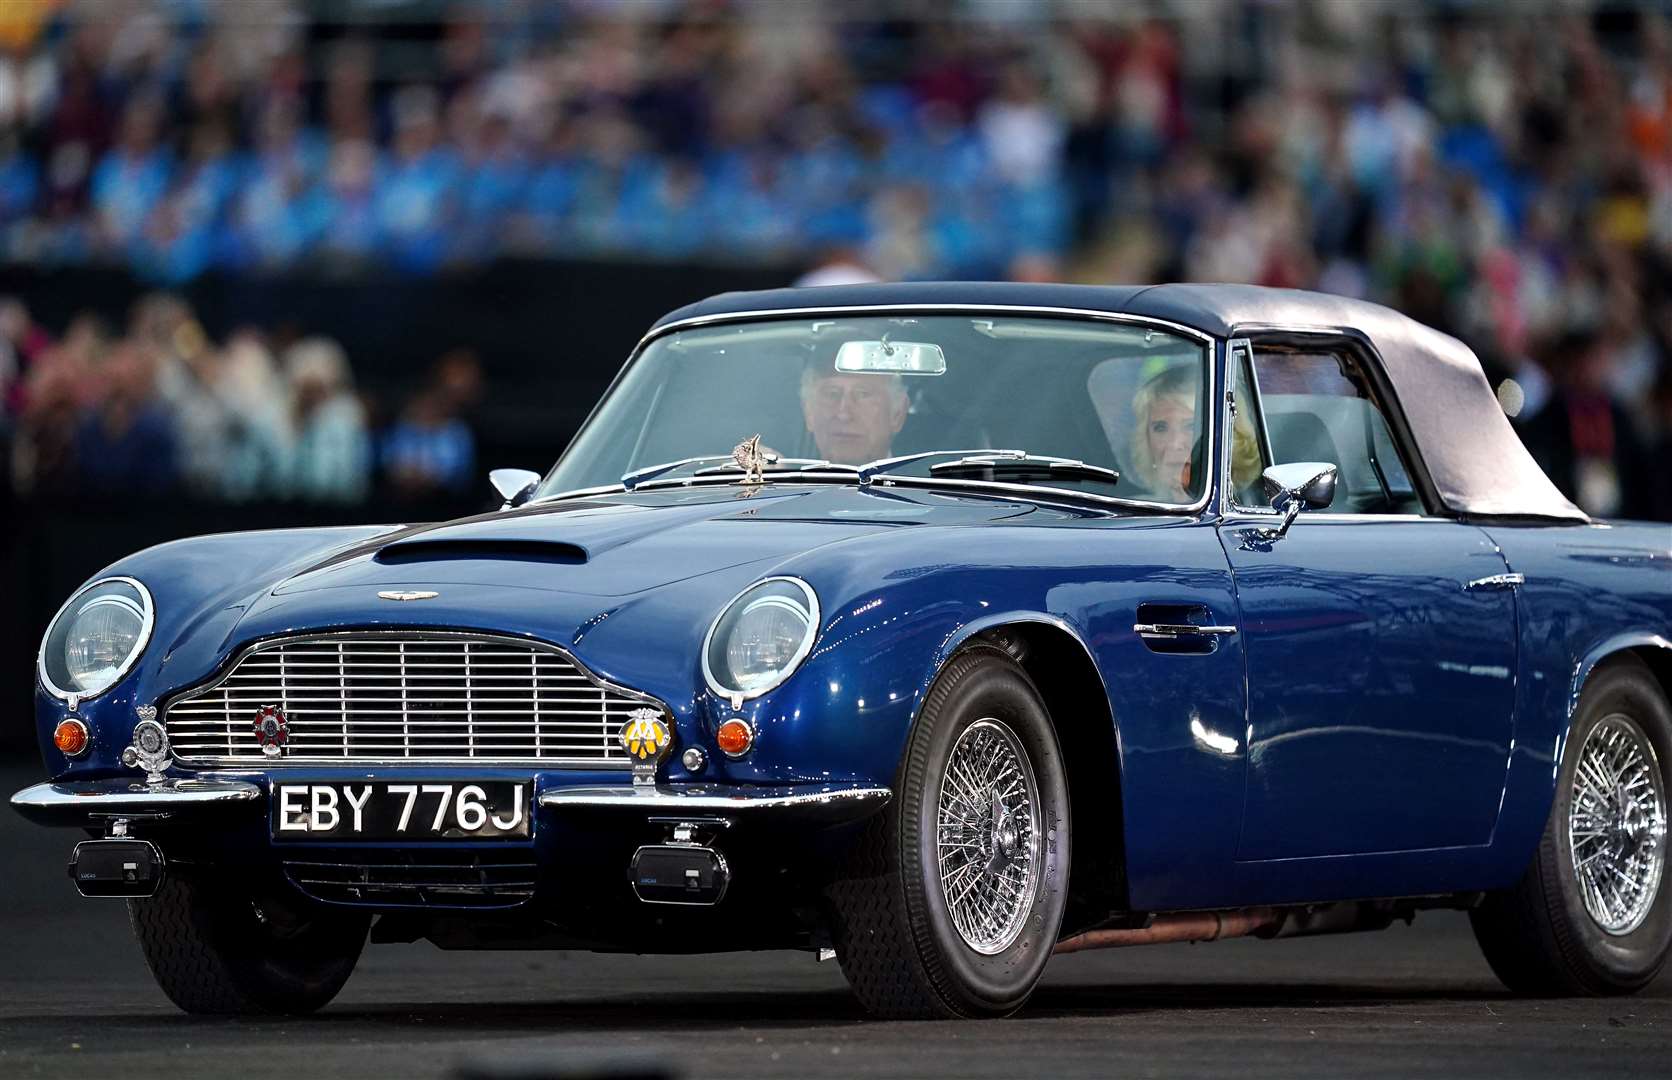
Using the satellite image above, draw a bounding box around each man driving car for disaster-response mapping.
[799,359,909,465]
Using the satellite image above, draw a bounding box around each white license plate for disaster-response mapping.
[270,781,532,840]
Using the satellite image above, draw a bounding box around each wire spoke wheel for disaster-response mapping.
[1568,713,1668,936]
[935,717,1042,955]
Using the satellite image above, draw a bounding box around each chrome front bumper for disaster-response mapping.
[10,778,264,827]
[11,778,890,829]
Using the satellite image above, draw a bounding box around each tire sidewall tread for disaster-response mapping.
[830,646,1071,1019]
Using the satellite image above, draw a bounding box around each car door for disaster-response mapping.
[1216,337,1518,860]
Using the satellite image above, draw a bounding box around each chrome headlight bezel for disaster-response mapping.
[701,576,820,703]
[37,575,155,703]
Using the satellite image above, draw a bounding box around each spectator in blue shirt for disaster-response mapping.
[73,342,177,497]
[376,86,459,272]
[91,93,173,254]
[226,96,327,268]
[381,388,476,499]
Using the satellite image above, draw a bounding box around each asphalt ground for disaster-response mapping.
[2,764,1669,1080]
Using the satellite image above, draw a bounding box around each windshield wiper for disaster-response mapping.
[855,448,1030,483]
[691,458,860,477]
[621,455,737,490]
[622,455,861,491]
[929,454,1120,486]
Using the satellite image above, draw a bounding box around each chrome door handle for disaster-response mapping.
[1464,573,1524,592]
[1133,623,1239,639]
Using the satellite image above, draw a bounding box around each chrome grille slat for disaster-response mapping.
[163,632,643,767]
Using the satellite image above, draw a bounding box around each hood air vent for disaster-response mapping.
[374,539,587,565]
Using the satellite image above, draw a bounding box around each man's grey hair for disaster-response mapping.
[799,360,909,404]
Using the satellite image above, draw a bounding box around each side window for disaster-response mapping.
[1244,347,1422,515]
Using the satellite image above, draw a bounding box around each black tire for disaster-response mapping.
[826,647,1071,1019]
[129,874,370,1014]
[1470,657,1672,995]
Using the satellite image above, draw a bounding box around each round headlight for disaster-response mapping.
[39,576,154,701]
[702,577,819,702]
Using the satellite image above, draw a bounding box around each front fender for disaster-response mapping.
[706,585,1104,791]
[31,525,401,778]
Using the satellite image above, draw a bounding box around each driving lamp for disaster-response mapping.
[39,577,154,701]
[702,577,819,703]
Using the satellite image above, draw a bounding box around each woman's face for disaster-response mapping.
[1146,393,1196,495]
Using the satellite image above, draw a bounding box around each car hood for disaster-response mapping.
[270,483,1049,600]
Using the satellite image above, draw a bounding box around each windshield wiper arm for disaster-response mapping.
[690,458,860,476]
[929,454,1120,486]
[623,455,863,492]
[856,449,1029,484]
[621,455,737,490]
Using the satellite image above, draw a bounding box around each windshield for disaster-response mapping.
[538,314,1211,506]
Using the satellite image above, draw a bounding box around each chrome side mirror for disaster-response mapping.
[489,468,541,509]
[1257,462,1337,541]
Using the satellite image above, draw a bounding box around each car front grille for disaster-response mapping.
[164,632,651,767]
[283,850,538,908]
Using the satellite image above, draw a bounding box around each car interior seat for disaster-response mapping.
[1264,410,1350,510]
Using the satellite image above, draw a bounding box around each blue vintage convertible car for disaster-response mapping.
[13,283,1672,1019]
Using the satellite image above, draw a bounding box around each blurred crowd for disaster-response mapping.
[0,0,1083,280]
[0,0,1667,518]
[0,291,482,503]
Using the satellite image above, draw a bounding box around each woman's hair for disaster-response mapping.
[1126,363,1267,498]
[1128,364,1198,495]
[1229,409,1265,492]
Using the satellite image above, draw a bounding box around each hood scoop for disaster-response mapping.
[374,538,587,565]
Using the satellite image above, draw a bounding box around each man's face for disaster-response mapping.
[801,372,908,465]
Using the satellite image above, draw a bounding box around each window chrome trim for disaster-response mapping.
[161,629,666,770]
[701,576,821,705]
[37,575,156,704]
[534,304,1219,515]
[1223,337,1280,516]
[1220,512,1440,525]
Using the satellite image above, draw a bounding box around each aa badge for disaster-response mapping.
[619,708,671,762]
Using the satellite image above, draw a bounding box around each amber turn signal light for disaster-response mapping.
[53,718,89,757]
[715,717,754,758]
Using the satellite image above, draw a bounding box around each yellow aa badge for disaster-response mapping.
[619,708,671,762]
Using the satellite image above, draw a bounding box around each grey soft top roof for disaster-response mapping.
[656,282,1585,522]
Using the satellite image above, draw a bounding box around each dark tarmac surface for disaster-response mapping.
[2,764,1669,1079]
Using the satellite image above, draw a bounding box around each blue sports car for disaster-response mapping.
[13,283,1672,1019]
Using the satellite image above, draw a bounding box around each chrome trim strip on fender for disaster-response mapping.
[10,778,262,826]
[1464,573,1526,592]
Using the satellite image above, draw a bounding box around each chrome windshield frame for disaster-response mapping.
[531,304,1221,515]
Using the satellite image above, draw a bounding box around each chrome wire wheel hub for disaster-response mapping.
[935,717,1042,955]
[1569,714,1668,936]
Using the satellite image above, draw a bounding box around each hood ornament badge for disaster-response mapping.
[378,590,439,601]
[731,434,776,486]
[253,705,289,757]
